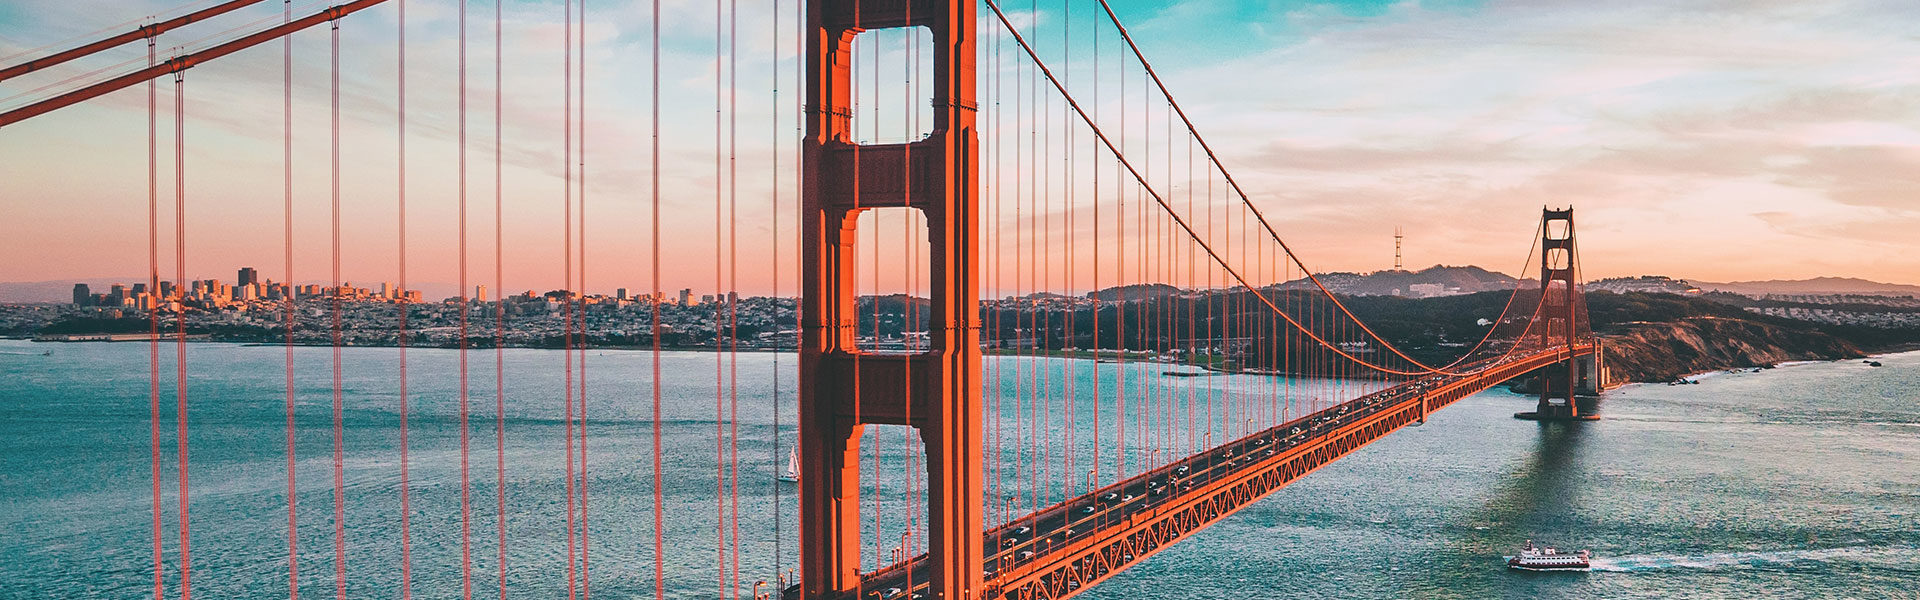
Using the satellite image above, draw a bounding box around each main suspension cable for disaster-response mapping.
[985,0,1431,376]
[1088,0,1542,375]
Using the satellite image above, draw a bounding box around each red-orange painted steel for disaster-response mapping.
[992,346,1598,600]
[1535,208,1585,418]
[800,1,981,599]
[825,345,1598,600]
[0,0,394,128]
[0,0,267,82]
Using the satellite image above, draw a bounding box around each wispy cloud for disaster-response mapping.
[1131,0,1920,282]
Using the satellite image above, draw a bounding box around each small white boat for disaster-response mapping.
[779,447,799,482]
[1507,540,1590,571]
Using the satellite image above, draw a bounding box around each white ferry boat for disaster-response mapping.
[1506,540,1591,571]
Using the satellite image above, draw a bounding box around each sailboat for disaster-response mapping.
[779,447,800,483]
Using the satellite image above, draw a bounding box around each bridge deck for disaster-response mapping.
[792,345,1594,600]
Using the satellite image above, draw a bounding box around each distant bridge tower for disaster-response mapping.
[799,1,982,600]
[1520,207,1600,421]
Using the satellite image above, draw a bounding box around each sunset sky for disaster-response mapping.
[1,0,1915,298]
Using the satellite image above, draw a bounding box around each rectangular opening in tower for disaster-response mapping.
[1546,219,1570,240]
[853,207,932,353]
[849,26,935,146]
[1547,247,1571,271]
[855,423,931,574]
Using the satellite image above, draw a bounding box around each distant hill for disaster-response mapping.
[1689,277,1920,297]
[1086,283,1182,301]
[1270,265,1519,297]
[857,293,931,313]
[1587,275,1700,295]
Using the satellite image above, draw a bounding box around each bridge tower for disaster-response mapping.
[1521,207,1599,420]
[799,2,981,600]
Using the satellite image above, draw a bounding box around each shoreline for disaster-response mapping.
[10,338,1912,383]
[1625,348,1916,387]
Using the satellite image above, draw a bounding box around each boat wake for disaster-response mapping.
[1589,545,1920,573]
[1506,564,1590,573]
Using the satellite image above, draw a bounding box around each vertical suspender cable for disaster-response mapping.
[1152,101,1167,459]
[1204,147,1214,444]
[985,18,998,526]
[1114,39,1126,480]
[725,0,741,593]
[1184,133,1194,455]
[492,1,509,596]
[790,0,805,574]
[869,23,883,575]
[329,19,346,600]
[649,0,665,595]
[869,28,883,572]
[1010,15,1024,518]
[1088,14,1099,489]
[845,3,863,575]
[846,0,863,577]
[457,0,473,596]
[790,0,805,579]
[788,0,804,578]
[395,2,414,595]
[986,19,1000,526]
[915,22,928,553]
[710,0,726,588]
[561,3,581,597]
[173,63,193,600]
[561,0,579,594]
[1033,11,1045,504]
[1037,0,1053,506]
[769,0,784,585]
[282,1,299,596]
[575,2,592,596]
[1060,0,1074,501]
[146,31,167,600]
[901,14,916,566]
[1134,63,1146,473]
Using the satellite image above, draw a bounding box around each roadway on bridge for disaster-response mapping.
[797,347,1588,600]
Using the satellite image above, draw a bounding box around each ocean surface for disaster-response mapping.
[1,339,1915,599]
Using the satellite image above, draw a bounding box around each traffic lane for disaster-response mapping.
[853,354,1550,599]
[983,378,1457,569]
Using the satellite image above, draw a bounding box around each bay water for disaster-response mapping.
[1,339,1914,598]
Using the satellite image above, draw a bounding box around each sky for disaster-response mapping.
[1,0,1916,298]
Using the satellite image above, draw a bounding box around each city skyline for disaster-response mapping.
[48,261,1920,310]
[3,0,1917,294]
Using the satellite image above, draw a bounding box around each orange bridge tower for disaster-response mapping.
[798,1,982,600]
[1519,207,1601,421]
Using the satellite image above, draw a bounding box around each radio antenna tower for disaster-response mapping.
[1394,226,1404,270]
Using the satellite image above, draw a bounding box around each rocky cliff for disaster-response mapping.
[1599,316,1867,383]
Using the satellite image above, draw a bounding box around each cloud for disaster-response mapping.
[1126,0,1920,283]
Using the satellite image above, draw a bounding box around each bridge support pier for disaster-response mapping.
[1576,345,1606,395]
[799,1,981,599]
[1517,360,1600,421]
[1516,208,1601,422]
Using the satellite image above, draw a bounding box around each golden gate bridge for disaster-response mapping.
[0,1,1600,599]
